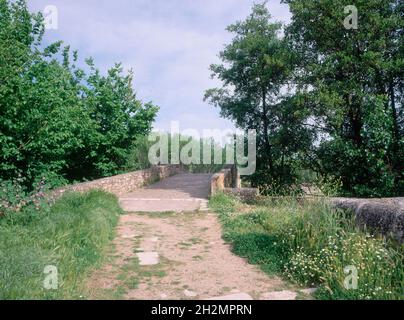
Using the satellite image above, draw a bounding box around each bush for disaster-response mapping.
[125,135,153,171]
[0,176,50,216]
[316,137,401,197]
[0,0,158,188]
[0,190,122,299]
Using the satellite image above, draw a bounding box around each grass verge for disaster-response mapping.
[209,193,403,300]
[0,190,122,299]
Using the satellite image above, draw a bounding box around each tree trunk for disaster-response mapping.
[389,80,399,143]
[347,94,363,147]
[262,88,273,171]
[389,79,401,180]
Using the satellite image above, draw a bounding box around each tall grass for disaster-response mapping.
[209,193,404,300]
[0,190,122,300]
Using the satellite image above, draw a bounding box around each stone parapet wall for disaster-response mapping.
[51,165,184,198]
[210,165,241,195]
[331,197,404,242]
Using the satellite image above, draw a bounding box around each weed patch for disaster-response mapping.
[209,193,404,300]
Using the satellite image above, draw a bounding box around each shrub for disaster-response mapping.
[0,0,158,187]
[0,176,50,216]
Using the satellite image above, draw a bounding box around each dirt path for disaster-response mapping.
[85,211,310,300]
[85,173,314,300]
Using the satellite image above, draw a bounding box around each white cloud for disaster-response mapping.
[29,0,291,134]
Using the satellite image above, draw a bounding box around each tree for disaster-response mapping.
[82,60,158,179]
[205,3,313,192]
[0,0,158,187]
[283,0,404,196]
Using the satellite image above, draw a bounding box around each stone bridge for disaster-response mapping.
[119,173,212,212]
[52,164,403,240]
[119,165,244,212]
[53,164,243,213]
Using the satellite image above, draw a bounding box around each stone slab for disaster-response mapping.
[300,288,318,295]
[184,290,198,297]
[261,290,297,300]
[137,252,159,266]
[207,293,253,300]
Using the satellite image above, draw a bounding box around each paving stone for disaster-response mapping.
[300,288,318,295]
[261,290,297,300]
[122,235,135,239]
[207,293,253,300]
[199,200,209,211]
[184,290,198,297]
[136,252,159,265]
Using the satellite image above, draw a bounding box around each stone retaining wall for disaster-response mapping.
[331,197,404,242]
[224,188,260,203]
[51,165,184,198]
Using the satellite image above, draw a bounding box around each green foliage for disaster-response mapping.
[207,1,403,196]
[208,192,238,215]
[0,190,122,299]
[83,61,158,178]
[127,133,226,173]
[210,193,404,300]
[0,175,50,216]
[204,3,316,193]
[0,0,158,187]
[283,0,404,196]
[125,135,154,171]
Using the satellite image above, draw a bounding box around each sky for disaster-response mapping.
[29,0,291,136]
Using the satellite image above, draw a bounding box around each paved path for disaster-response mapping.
[119,173,212,212]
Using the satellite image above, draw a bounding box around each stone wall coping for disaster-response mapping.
[50,164,184,198]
